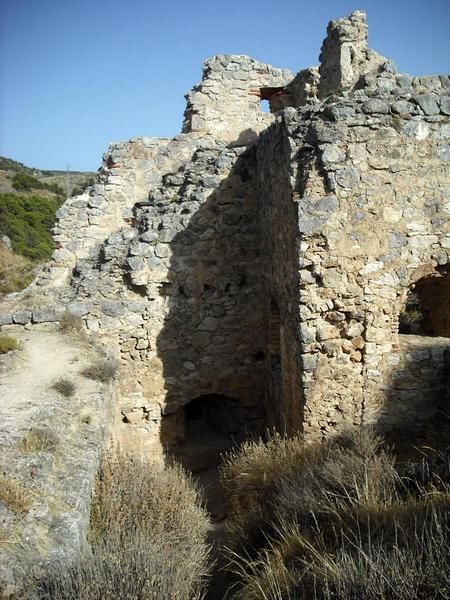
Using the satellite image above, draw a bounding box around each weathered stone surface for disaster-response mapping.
[0,331,115,597]
[318,11,386,98]
[12,310,31,324]
[416,93,440,115]
[0,313,13,326]
[439,98,450,120]
[362,99,390,114]
[182,54,293,144]
[32,308,61,323]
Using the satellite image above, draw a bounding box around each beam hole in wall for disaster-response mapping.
[253,350,266,362]
[260,86,293,114]
[399,267,450,336]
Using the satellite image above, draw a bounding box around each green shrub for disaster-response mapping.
[0,156,29,173]
[11,173,64,197]
[0,246,35,297]
[0,334,20,354]
[80,359,118,383]
[0,192,62,260]
[37,455,211,599]
[12,173,44,191]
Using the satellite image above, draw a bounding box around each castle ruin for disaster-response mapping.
[2,11,449,462]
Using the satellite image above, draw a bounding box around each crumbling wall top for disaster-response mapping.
[182,54,293,145]
[318,10,386,98]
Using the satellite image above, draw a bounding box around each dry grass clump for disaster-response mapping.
[80,359,117,383]
[50,377,76,398]
[0,334,20,354]
[18,427,59,454]
[58,311,83,334]
[220,431,326,553]
[37,454,211,600]
[222,429,450,600]
[0,473,35,515]
[0,246,35,298]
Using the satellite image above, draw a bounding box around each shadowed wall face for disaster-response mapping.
[132,146,268,438]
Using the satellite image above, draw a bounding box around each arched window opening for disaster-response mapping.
[259,87,293,114]
[260,99,271,113]
[399,268,450,336]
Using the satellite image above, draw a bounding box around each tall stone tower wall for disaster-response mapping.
[258,72,450,438]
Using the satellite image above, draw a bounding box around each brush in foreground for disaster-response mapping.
[36,455,211,600]
[221,429,450,600]
[50,377,76,397]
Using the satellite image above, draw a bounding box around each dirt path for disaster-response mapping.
[0,329,111,596]
[0,330,80,413]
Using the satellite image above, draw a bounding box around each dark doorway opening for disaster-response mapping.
[169,394,250,474]
[163,393,264,521]
[171,394,244,521]
[399,267,450,336]
[185,396,204,421]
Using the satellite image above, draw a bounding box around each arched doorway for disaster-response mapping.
[399,267,450,336]
[161,394,253,475]
[164,394,246,520]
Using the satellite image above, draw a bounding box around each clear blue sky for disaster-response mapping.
[1,0,449,172]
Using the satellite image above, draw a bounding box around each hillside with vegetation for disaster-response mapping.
[0,156,95,297]
[0,156,96,196]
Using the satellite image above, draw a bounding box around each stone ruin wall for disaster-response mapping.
[258,75,450,440]
[1,11,449,457]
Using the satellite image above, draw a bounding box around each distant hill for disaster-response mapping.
[0,155,96,196]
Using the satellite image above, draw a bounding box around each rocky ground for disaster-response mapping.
[0,329,114,598]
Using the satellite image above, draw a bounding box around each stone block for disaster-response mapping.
[415,93,440,116]
[362,99,390,114]
[12,311,31,325]
[32,308,61,323]
[0,313,13,326]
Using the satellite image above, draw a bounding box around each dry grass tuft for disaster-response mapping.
[222,429,450,600]
[0,473,35,515]
[58,311,83,334]
[220,431,326,552]
[18,427,59,454]
[36,454,211,600]
[80,359,117,383]
[0,246,36,298]
[50,377,76,398]
[0,334,20,354]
